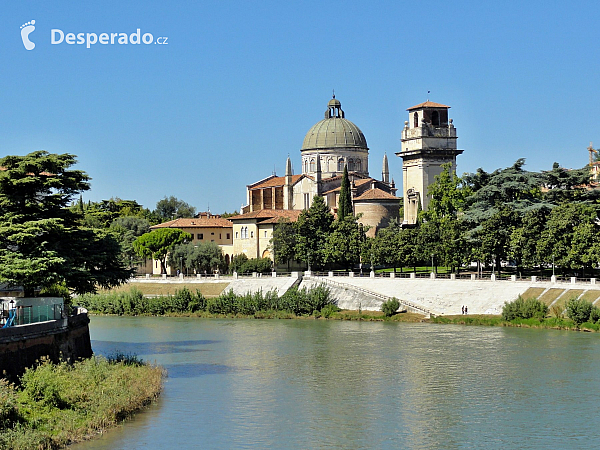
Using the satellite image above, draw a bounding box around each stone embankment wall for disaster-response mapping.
[128,275,600,316]
[307,276,600,316]
[0,308,93,381]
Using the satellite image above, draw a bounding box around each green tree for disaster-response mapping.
[324,215,365,270]
[542,162,597,204]
[133,228,191,274]
[423,163,469,222]
[270,218,298,269]
[471,207,519,273]
[462,159,545,224]
[154,196,196,221]
[538,203,600,275]
[296,196,333,270]
[169,241,225,275]
[337,165,352,219]
[0,151,131,296]
[230,254,248,274]
[109,216,151,268]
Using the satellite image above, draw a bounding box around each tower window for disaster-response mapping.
[414,112,419,128]
[431,110,440,126]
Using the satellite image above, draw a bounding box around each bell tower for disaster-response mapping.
[396,101,463,224]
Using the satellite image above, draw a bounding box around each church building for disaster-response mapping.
[237,96,400,240]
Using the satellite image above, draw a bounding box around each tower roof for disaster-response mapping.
[407,101,450,111]
[301,97,368,151]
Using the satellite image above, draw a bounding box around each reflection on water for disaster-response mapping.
[92,339,219,356]
[73,317,600,450]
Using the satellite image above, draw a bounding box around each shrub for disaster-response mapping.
[502,296,548,321]
[381,298,400,317]
[321,303,340,318]
[240,257,272,274]
[566,298,597,325]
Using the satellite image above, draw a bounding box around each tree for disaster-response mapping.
[230,254,248,274]
[471,207,519,273]
[538,203,600,276]
[154,196,196,221]
[169,241,225,274]
[542,162,596,204]
[337,165,352,219]
[270,218,298,269]
[324,215,365,270]
[133,228,191,274]
[423,163,469,222]
[462,159,545,224]
[110,216,151,267]
[0,151,132,296]
[295,196,333,270]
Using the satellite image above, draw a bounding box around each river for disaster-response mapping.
[73,316,600,449]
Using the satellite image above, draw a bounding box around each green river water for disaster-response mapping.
[72,316,600,449]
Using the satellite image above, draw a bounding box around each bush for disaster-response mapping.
[566,298,598,325]
[320,303,340,318]
[502,296,548,321]
[381,298,400,317]
[240,257,272,274]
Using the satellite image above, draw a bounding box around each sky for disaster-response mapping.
[2,0,600,214]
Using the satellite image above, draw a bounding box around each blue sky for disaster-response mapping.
[2,0,600,213]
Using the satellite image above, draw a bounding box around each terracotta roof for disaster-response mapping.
[353,188,398,201]
[322,178,374,195]
[151,217,233,229]
[407,101,450,111]
[248,174,303,189]
[228,209,302,222]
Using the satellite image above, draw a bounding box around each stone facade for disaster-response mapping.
[230,209,301,260]
[148,213,234,274]
[396,101,464,225]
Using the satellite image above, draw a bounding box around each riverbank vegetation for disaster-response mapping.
[430,295,600,332]
[78,285,341,318]
[0,355,163,450]
[78,286,426,322]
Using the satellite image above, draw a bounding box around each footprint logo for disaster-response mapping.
[20,20,36,50]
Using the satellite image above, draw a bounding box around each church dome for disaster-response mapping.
[301,97,368,151]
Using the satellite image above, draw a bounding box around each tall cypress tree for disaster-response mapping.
[338,165,352,219]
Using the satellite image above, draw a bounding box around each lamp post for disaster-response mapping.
[552,254,555,277]
[431,254,434,274]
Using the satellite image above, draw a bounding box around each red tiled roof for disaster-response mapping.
[354,188,398,201]
[151,217,233,229]
[322,178,373,195]
[407,101,450,111]
[228,209,302,222]
[248,175,303,189]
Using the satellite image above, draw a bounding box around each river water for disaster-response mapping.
[73,317,600,449]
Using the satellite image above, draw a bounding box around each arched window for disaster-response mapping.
[337,158,345,171]
[310,159,316,172]
[348,159,355,171]
[431,110,440,126]
[413,112,419,128]
[304,160,308,174]
[355,159,362,172]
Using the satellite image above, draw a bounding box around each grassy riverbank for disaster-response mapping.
[429,314,600,332]
[0,356,163,450]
